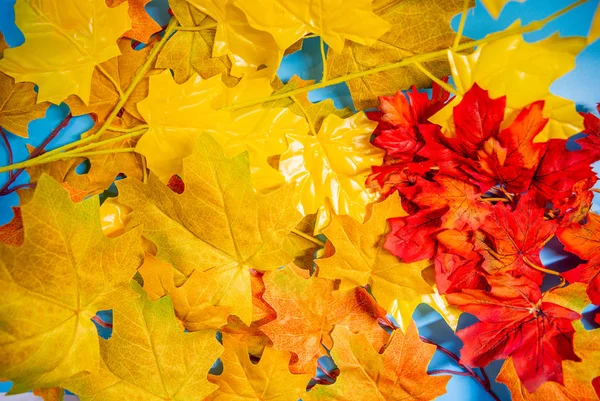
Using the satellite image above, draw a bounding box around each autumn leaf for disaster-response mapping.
[305,323,450,400]
[221,270,276,358]
[135,70,306,188]
[118,133,301,325]
[205,335,312,401]
[497,320,600,401]
[106,0,161,43]
[0,207,23,246]
[236,0,390,53]
[65,39,152,123]
[431,33,586,141]
[326,0,471,109]
[156,0,237,85]
[63,282,223,401]
[178,0,283,77]
[260,266,390,373]
[279,112,384,222]
[283,214,322,272]
[139,254,232,331]
[477,191,557,284]
[558,213,600,304]
[447,279,581,392]
[316,194,440,332]
[0,71,49,137]
[0,175,144,391]
[0,0,131,104]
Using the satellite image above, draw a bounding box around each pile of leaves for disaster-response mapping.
[0,0,599,400]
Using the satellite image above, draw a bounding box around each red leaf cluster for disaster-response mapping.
[367,83,600,392]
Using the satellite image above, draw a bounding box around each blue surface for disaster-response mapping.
[1,0,600,399]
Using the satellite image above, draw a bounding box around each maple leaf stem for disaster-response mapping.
[291,95,317,135]
[0,128,14,168]
[320,37,328,82]
[413,62,458,95]
[97,64,125,98]
[452,0,471,50]
[591,188,600,194]
[522,255,561,276]
[498,186,514,202]
[107,124,149,133]
[38,147,136,165]
[429,369,472,377]
[480,197,509,203]
[91,315,113,329]
[0,113,72,194]
[291,228,325,247]
[141,155,148,183]
[218,1,588,111]
[175,23,218,31]
[420,336,500,401]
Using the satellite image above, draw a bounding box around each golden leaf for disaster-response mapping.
[304,324,450,400]
[63,282,223,401]
[326,0,472,109]
[0,175,144,391]
[205,335,312,401]
[118,133,302,325]
[481,0,524,18]
[279,112,384,222]
[106,0,161,43]
[0,0,131,104]
[235,0,390,52]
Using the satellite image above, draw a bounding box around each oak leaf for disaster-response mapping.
[316,194,442,332]
[557,213,600,304]
[279,112,384,222]
[447,279,581,392]
[139,254,232,331]
[63,282,223,401]
[156,0,237,86]
[106,0,161,43]
[205,335,312,401]
[260,266,390,373]
[431,33,586,141]
[326,0,471,109]
[118,133,301,325]
[304,324,450,400]
[0,0,131,104]
[236,0,390,53]
[0,175,144,391]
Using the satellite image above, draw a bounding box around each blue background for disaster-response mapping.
[0,0,599,399]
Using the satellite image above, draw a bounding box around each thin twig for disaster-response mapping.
[480,197,509,203]
[320,37,328,82]
[413,62,458,95]
[452,0,471,50]
[429,369,472,377]
[291,228,325,247]
[97,65,124,98]
[0,127,14,169]
[523,255,561,276]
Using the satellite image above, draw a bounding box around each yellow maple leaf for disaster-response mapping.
[63,282,223,401]
[481,0,524,18]
[316,194,459,332]
[235,0,390,53]
[279,112,384,223]
[0,175,144,391]
[0,73,49,137]
[304,324,450,401]
[135,70,307,189]
[139,254,232,331]
[430,32,586,142]
[205,335,312,401]
[326,0,472,109]
[118,133,302,325]
[0,0,131,105]
[156,0,238,86]
[178,0,283,77]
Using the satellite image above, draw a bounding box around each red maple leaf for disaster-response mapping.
[557,213,600,304]
[447,279,581,392]
[577,103,600,160]
[476,191,557,285]
[384,207,447,263]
